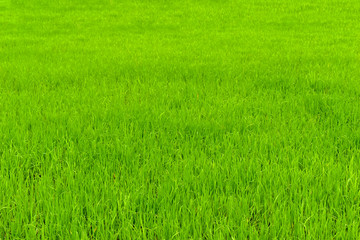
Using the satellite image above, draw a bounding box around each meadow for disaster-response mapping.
[1,0,360,238]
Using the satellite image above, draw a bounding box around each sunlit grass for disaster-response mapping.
[1,0,360,238]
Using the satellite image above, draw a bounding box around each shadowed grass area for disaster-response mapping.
[1,0,360,238]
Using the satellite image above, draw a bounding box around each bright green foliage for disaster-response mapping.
[1,0,360,239]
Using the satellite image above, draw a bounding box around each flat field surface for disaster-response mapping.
[1,0,360,238]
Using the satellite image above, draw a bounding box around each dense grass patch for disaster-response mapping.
[1,0,360,238]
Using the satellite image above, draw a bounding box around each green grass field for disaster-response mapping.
[1,0,360,238]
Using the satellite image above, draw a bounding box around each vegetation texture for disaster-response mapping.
[1,0,360,239]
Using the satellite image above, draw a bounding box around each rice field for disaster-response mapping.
[1,0,360,238]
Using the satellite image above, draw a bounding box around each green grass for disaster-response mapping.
[1,0,360,238]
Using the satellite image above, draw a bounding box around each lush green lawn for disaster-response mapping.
[1,0,360,238]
